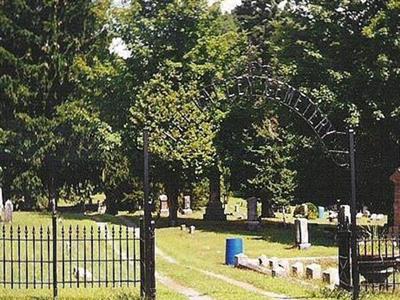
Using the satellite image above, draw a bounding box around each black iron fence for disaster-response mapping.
[0,219,141,295]
[358,236,400,292]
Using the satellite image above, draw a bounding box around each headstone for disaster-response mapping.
[4,199,13,223]
[318,206,325,219]
[272,266,287,278]
[338,205,351,224]
[322,268,339,285]
[268,257,278,269]
[291,262,304,277]
[180,224,186,231]
[279,260,290,273]
[328,210,338,222]
[301,203,308,216]
[189,225,195,234]
[182,195,192,215]
[362,205,369,215]
[306,263,322,280]
[159,194,169,215]
[258,255,268,266]
[234,253,248,266]
[294,218,311,249]
[246,197,259,230]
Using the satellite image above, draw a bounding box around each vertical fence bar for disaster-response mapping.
[2,225,5,288]
[105,226,108,287]
[61,226,65,288]
[126,226,129,286]
[32,226,36,289]
[40,226,43,288]
[112,226,115,288]
[69,226,72,288]
[119,226,122,287]
[52,201,58,300]
[17,226,21,288]
[47,226,50,288]
[90,226,94,288]
[76,226,79,288]
[10,226,13,289]
[83,226,87,288]
[98,226,101,287]
[133,225,137,287]
[26,226,29,289]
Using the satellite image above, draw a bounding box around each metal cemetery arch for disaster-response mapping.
[197,62,349,168]
[193,62,359,298]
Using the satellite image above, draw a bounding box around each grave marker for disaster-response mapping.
[295,218,311,249]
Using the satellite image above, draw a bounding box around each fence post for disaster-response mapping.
[140,218,145,298]
[143,130,156,299]
[349,129,359,299]
[51,199,58,300]
[338,216,352,291]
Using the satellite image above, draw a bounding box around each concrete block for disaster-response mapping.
[234,253,248,266]
[258,255,269,266]
[306,263,321,280]
[291,262,304,277]
[322,268,339,285]
[278,260,290,273]
[272,266,287,278]
[268,257,279,269]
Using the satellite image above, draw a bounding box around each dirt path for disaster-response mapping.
[116,217,214,300]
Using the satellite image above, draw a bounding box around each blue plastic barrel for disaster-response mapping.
[225,238,243,265]
[318,206,325,219]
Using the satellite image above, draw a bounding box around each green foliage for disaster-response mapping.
[293,202,318,220]
[235,0,400,210]
[0,0,117,208]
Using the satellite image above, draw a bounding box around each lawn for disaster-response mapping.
[1,207,398,300]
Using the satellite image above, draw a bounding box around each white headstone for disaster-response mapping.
[159,194,169,214]
[4,199,13,223]
[182,195,192,215]
[295,218,311,249]
[339,205,351,224]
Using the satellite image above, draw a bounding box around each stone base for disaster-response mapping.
[182,208,193,215]
[247,220,260,230]
[297,243,311,250]
[160,209,169,216]
[203,203,226,221]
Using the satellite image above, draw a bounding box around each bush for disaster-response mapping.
[293,202,318,220]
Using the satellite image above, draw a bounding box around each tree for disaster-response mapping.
[0,0,118,208]
[112,0,247,224]
[238,0,400,211]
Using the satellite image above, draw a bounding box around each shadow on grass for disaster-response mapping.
[153,216,337,248]
[58,210,336,247]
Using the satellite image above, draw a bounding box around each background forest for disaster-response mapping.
[1,0,399,221]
